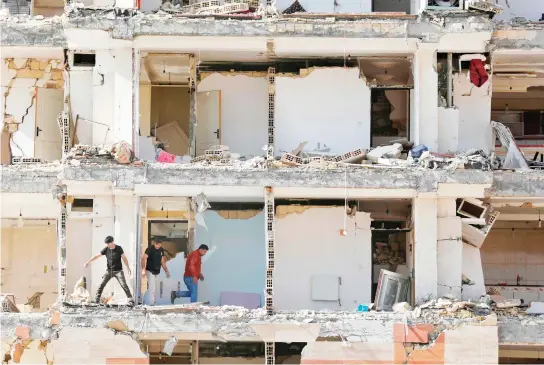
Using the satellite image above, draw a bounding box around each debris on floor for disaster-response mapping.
[161,0,259,15]
[275,140,492,171]
[65,143,141,166]
[67,277,92,304]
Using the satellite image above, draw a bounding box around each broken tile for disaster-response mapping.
[15,326,29,341]
[49,311,60,326]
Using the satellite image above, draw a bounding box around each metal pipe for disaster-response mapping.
[447,53,453,107]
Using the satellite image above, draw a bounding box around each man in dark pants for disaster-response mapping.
[84,236,134,305]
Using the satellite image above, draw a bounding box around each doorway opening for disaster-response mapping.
[370,89,410,147]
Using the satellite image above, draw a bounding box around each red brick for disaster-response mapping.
[393,323,434,343]
[406,343,445,364]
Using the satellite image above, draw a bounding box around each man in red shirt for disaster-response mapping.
[171,244,208,303]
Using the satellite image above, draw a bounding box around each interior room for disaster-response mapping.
[491,51,544,159]
[0,219,58,312]
[480,202,544,305]
[139,53,192,159]
[360,57,412,147]
[140,197,265,307]
[142,340,304,364]
[273,199,412,311]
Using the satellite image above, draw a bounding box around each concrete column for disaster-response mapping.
[436,198,463,299]
[113,193,137,301]
[413,47,438,151]
[113,48,134,146]
[413,196,438,303]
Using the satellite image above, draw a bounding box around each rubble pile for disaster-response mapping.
[161,0,259,15]
[373,239,406,265]
[276,140,492,171]
[189,145,267,169]
[65,143,143,166]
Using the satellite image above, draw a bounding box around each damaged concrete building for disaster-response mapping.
[2,0,544,363]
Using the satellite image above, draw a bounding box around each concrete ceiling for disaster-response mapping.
[358,57,413,87]
[142,53,191,85]
[492,50,544,93]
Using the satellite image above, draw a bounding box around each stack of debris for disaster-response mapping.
[492,120,544,170]
[373,236,406,266]
[162,0,259,15]
[276,140,492,170]
[189,145,267,169]
[65,142,142,166]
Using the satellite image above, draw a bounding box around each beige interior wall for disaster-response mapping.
[150,86,190,136]
[492,91,544,111]
[481,228,544,286]
[33,6,64,16]
[140,84,152,136]
[0,226,57,310]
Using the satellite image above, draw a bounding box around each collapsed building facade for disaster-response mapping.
[2,0,544,363]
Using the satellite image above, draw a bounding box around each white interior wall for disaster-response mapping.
[453,72,493,154]
[413,48,439,151]
[92,50,115,145]
[0,226,57,309]
[413,197,438,303]
[437,107,460,154]
[66,218,94,292]
[69,70,94,145]
[275,68,370,155]
[274,206,372,310]
[198,74,268,157]
[462,243,486,301]
[113,48,134,145]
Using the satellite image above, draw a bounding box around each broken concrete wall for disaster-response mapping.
[52,328,148,364]
[70,48,133,147]
[275,68,370,156]
[274,206,372,310]
[493,0,544,22]
[453,72,493,154]
[438,107,460,154]
[301,323,498,364]
[198,73,268,157]
[196,210,266,307]
[1,58,64,159]
[0,225,57,310]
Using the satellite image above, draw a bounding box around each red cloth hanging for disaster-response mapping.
[469,59,489,87]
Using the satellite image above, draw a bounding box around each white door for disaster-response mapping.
[35,88,64,161]
[196,90,221,156]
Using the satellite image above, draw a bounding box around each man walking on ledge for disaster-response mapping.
[84,236,134,305]
[171,244,208,304]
